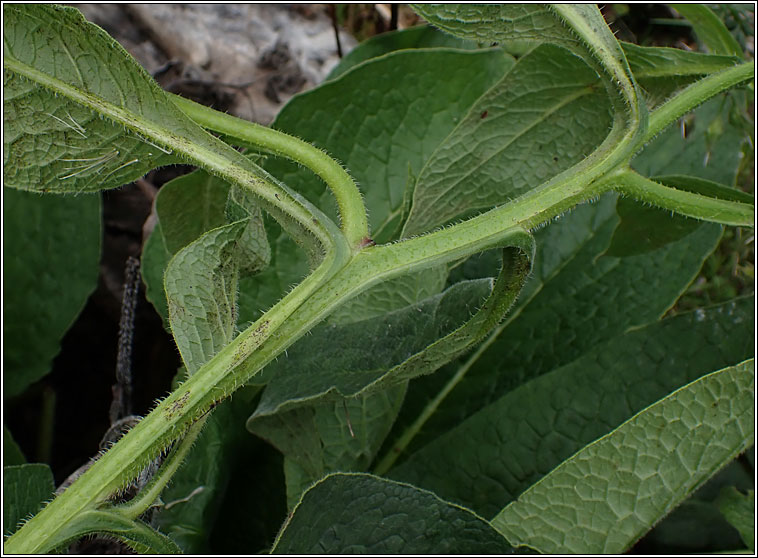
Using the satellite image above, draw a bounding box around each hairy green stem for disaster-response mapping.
[640,61,754,146]
[169,94,370,250]
[114,416,208,521]
[605,168,755,227]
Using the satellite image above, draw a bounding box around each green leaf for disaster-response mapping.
[249,232,532,506]
[142,169,271,327]
[3,4,178,193]
[3,187,101,398]
[251,278,507,416]
[3,464,55,537]
[165,222,247,375]
[402,43,613,235]
[716,487,755,550]
[3,426,26,466]
[272,473,516,554]
[671,4,745,58]
[491,358,754,554]
[655,174,755,204]
[604,196,701,258]
[637,498,747,553]
[411,4,580,53]
[327,25,479,81]
[256,387,407,508]
[326,266,448,325]
[389,297,754,518]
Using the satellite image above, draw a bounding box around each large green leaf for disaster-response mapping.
[491,359,754,554]
[3,4,178,193]
[251,251,529,418]
[389,297,754,518]
[402,43,613,235]
[3,464,55,537]
[3,188,101,398]
[272,473,516,554]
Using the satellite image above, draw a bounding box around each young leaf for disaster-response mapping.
[143,168,271,329]
[272,473,516,554]
[389,297,754,518]
[3,464,55,537]
[155,173,231,255]
[3,188,101,398]
[165,223,247,375]
[491,359,754,554]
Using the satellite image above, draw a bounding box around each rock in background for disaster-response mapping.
[74,4,357,124]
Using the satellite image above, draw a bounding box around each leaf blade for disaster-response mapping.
[491,359,755,554]
[272,473,516,554]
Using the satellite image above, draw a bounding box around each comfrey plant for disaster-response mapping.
[3,4,754,554]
